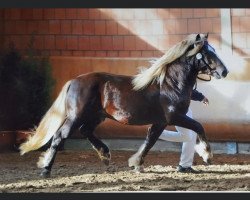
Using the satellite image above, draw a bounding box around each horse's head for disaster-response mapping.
[191,33,229,79]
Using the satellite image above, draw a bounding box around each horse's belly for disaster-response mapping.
[128,110,166,125]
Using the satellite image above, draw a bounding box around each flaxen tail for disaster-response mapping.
[19,81,71,155]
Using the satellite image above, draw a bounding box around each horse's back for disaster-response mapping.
[76,72,133,82]
[73,71,135,96]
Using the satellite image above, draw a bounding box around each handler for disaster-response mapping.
[159,89,209,173]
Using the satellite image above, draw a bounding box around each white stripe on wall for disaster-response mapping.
[220,9,233,55]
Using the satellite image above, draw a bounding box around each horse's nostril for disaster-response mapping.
[222,69,228,77]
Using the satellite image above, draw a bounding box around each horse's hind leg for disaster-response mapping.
[80,118,111,166]
[85,132,111,166]
[128,123,166,172]
[38,118,79,178]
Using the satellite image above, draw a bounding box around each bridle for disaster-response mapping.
[193,41,218,82]
[185,41,217,89]
[195,52,212,81]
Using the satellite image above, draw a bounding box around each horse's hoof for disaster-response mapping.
[204,158,212,165]
[128,154,140,167]
[101,152,111,166]
[128,158,133,167]
[40,169,51,178]
[102,158,110,166]
[133,165,144,173]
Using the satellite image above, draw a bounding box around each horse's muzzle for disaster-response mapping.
[222,69,229,78]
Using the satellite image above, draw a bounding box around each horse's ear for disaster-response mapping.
[205,32,209,39]
[196,34,201,41]
[187,34,203,56]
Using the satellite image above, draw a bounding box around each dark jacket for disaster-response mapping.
[191,89,205,101]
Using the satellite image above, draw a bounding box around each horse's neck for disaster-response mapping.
[166,57,197,91]
[156,55,199,110]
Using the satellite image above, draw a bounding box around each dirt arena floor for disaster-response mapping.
[0,150,249,192]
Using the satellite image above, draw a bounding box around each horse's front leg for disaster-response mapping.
[128,123,166,172]
[171,114,213,164]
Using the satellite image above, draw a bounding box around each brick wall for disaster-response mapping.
[2,8,221,57]
[4,8,250,58]
[1,8,250,141]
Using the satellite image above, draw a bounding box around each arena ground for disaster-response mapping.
[0,150,249,192]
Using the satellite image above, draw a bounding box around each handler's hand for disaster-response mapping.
[202,97,209,106]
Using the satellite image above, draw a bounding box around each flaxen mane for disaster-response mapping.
[132,34,207,90]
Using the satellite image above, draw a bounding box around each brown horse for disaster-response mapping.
[20,33,228,177]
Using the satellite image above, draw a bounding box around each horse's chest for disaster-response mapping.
[160,90,190,115]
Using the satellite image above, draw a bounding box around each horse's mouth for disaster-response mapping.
[211,71,221,79]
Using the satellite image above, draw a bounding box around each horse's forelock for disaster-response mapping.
[185,33,209,56]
